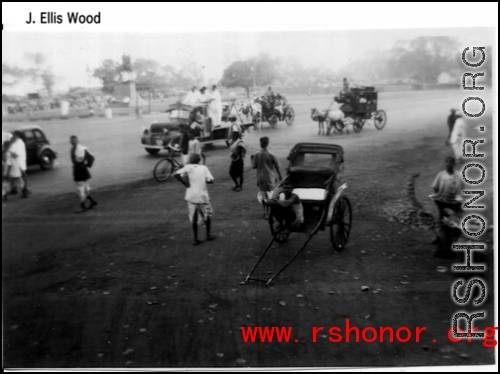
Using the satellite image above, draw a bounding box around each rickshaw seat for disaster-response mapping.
[292,188,326,202]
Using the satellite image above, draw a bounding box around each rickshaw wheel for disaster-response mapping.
[269,214,290,243]
[374,110,387,130]
[285,108,295,126]
[330,197,352,251]
[154,158,175,182]
[268,115,278,128]
[353,118,364,133]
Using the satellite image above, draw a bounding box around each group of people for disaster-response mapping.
[257,85,287,117]
[2,132,30,200]
[183,85,222,131]
[2,132,97,214]
[174,135,304,245]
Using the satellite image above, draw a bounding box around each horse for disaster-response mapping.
[311,108,330,135]
[311,108,353,135]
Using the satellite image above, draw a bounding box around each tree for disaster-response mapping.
[387,36,460,84]
[134,58,168,91]
[93,59,120,93]
[221,54,281,97]
[221,60,254,97]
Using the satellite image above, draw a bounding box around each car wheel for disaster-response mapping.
[146,148,161,155]
[39,151,54,170]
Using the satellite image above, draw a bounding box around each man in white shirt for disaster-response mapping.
[198,87,211,104]
[183,86,201,106]
[209,85,222,129]
[175,153,215,245]
[430,156,463,256]
[9,132,30,198]
[226,116,242,147]
[4,148,24,200]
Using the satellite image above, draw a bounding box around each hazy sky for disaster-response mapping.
[2,27,495,95]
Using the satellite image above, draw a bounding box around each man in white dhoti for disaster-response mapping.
[449,114,466,162]
[209,85,222,129]
[183,86,200,106]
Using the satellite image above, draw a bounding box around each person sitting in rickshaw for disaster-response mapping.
[275,94,286,118]
[264,179,304,230]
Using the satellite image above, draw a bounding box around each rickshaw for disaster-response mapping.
[334,87,386,133]
[245,143,352,285]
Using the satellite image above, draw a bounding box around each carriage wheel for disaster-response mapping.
[333,120,344,133]
[285,108,295,126]
[329,197,352,251]
[269,214,291,244]
[374,110,387,130]
[268,115,278,128]
[154,158,175,182]
[353,117,365,133]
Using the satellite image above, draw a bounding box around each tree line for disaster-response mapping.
[3,37,493,98]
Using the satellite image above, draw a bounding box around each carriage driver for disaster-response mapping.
[329,77,354,114]
[263,85,276,112]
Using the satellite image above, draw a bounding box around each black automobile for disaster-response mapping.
[7,125,58,170]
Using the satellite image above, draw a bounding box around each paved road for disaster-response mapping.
[3,89,493,198]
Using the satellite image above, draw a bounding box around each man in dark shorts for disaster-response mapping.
[70,136,97,213]
[229,132,246,191]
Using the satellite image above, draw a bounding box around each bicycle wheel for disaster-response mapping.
[154,158,175,182]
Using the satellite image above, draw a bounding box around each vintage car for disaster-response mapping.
[4,125,58,170]
[141,102,254,155]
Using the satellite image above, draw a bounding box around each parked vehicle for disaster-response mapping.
[6,125,58,170]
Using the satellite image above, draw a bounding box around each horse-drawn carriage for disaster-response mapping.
[240,94,295,128]
[245,143,352,285]
[312,87,387,134]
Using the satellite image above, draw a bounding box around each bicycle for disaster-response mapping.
[153,145,206,182]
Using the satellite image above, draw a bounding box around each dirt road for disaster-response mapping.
[2,90,496,368]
